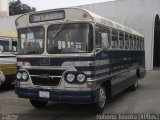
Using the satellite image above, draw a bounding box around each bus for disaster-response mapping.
[0,37,17,86]
[15,8,145,114]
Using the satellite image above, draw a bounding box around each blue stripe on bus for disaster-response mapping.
[96,50,145,60]
[18,57,94,66]
[0,56,16,58]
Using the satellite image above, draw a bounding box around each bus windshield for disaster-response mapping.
[47,23,93,54]
[18,26,44,54]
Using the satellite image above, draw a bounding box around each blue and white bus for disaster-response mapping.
[15,8,145,113]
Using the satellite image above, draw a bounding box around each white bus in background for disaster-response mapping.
[0,37,17,86]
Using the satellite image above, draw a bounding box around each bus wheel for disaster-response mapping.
[30,100,48,108]
[129,77,138,91]
[93,86,106,114]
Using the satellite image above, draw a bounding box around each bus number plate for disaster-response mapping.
[39,91,50,98]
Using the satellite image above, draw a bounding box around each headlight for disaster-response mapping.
[16,72,22,80]
[24,62,31,66]
[77,74,85,83]
[22,72,28,80]
[66,74,75,82]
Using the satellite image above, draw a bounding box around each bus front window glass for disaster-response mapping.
[12,41,17,52]
[18,26,44,54]
[0,40,9,52]
[47,23,93,54]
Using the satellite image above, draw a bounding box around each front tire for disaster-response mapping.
[93,86,106,114]
[30,100,48,108]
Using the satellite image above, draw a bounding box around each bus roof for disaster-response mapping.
[16,7,144,37]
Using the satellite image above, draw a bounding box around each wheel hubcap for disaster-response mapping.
[98,87,106,108]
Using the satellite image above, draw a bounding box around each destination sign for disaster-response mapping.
[29,10,65,23]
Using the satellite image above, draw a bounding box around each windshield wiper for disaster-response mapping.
[26,24,37,42]
[51,20,69,39]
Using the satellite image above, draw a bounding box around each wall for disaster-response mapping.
[0,15,18,38]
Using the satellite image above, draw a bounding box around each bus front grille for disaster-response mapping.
[27,69,65,86]
[31,77,60,86]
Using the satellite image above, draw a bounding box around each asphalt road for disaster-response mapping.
[0,71,160,120]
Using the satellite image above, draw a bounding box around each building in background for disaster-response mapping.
[0,15,18,42]
[0,0,17,46]
[78,0,160,70]
[0,0,9,17]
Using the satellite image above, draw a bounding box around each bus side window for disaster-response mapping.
[129,35,133,50]
[96,27,111,51]
[106,29,111,48]
[140,38,142,50]
[137,37,140,50]
[142,38,144,50]
[112,30,118,48]
[96,32,102,50]
[119,31,124,49]
[125,33,129,49]
[133,36,137,50]
[140,38,144,50]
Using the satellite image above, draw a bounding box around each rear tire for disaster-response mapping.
[30,100,48,108]
[93,86,106,114]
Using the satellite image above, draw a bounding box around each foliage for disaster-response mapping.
[9,0,36,15]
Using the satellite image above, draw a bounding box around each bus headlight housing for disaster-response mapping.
[66,74,75,82]
[16,71,29,81]
[77,74,85,83]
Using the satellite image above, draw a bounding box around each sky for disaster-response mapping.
[20,0,115,11]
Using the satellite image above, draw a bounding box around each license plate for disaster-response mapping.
[39,91,50,98]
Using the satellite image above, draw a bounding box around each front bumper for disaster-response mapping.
[15,87,98,104]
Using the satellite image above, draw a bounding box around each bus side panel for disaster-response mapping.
[95,50,111,84]
[95,50,145,97]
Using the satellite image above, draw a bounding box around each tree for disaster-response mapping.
[9,0,36,16]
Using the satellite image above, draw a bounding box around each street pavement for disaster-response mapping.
[0,71,160,120]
